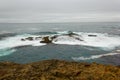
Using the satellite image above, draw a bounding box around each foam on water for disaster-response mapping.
[0,31,120,50]
[0,34,46,56]
[0,34,45,49]
[0,49,16,56]
[72,52,120,61]
[53,32,120,50]
[0,31,120,57]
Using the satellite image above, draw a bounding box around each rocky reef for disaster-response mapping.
[40,36,52,43]
[21,31,84,44]
[0,59,120,80]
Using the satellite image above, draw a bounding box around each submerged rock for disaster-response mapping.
[0,59,120,80]
[21,38,25,41]
[51,35,58,40]
[66,31,78,37]
[40,36,52,43]
[74,37,84,41]
[25,37,34,41]
[88,34,97,37]
[35,37,42,40]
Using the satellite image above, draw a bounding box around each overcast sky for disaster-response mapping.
[0,0,120,23]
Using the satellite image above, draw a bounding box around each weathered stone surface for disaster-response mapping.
[0,59,120,80]
[88,34,97,37]
[40,36,52,43]
[21,38,25,41]
[25,37,34,41]
[51,35,58,40]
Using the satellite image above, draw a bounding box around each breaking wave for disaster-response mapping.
[0,34,46,49]
[72,52,120,61]
[0,31,120,57]
[53,31,120,50]
[0,31,120,50]
[0,49,16,57]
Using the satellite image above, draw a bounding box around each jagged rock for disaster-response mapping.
[75,37,84,41]
[35,37,42,40]
[67,31,78,37]
[0,59,120,80]
[88,34,97,37]
[25,37,34,41]
[65,31,84,41]
[51,35,58,40]
[40,36,52,43]
[21,38,25,41]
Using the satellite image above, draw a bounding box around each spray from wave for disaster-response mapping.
[0,31,120,49]
[0,31,120,56]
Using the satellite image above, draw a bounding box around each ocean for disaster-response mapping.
[0,22,120,65]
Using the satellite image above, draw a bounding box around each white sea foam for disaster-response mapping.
[57,31,69,34]
[72,52,120,61]
[0,34,45,49]
[53,32,120,50]
[0,49,16,56]
[0,32,120,50]
[0,32,120,57]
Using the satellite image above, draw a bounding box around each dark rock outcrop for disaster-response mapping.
[65,31,79,37]
[68,31,76,37]
[25,37,34,41]
[0,59,120,80]
[65,31,84,41]
[21,38,25,41]
[40,36,52,43]
[88,34,97,37]
[51,35,58,40]
[20,31,84,43]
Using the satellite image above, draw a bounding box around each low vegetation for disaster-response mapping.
[0,60,120,80]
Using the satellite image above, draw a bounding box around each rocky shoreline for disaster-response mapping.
[20,31,97,44]
[21,31,84,44]
[0,59,120,80]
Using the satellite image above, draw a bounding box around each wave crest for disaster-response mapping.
[72,52,120,61]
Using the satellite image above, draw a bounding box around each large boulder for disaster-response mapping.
[40,36,52,43]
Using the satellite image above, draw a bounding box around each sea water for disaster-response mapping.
[0,22,120,65]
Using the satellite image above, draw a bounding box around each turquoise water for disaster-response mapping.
[0,22,120,65]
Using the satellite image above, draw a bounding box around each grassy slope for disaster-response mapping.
[0,60,120,80]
